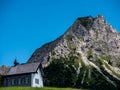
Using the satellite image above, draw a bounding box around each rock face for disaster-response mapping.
[28,15,120,89]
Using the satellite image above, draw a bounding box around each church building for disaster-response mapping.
[3,62,44,87]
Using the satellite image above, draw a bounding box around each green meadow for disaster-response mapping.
[0,87,90,90]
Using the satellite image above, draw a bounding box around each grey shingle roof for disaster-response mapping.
[6,62,40,75]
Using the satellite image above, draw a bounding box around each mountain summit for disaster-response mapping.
[28,15,120,89]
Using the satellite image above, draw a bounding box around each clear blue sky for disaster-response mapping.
[0,0,120,66]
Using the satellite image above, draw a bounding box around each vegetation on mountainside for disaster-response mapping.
[116,58,120,68]
[77,17,88,28]
[44,57,77,87]
[104,62,120,78]
[66,35,73,41]
[43,56,119,90]
[87,49,92,59]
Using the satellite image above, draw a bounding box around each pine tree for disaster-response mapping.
[14,59,19,66]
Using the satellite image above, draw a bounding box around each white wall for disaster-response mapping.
[31,68,43,87]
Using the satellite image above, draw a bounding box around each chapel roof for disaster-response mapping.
[6,62,40,76]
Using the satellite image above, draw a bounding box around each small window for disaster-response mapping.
[8,80,10,86]
[14,79,17,85]
[11,79,15,85]
[35,78,39,84]
[21,78,25,84]
[25,77,29,84]
[18,78,21,85]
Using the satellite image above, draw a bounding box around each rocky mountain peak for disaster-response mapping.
[76,16,94,28]
[28,15,119,65]
[75,15,105,29]
[27,15,120,89]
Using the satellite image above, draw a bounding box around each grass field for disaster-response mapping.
[0,87,90,90]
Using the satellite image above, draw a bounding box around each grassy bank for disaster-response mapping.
[0,87,89,90]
